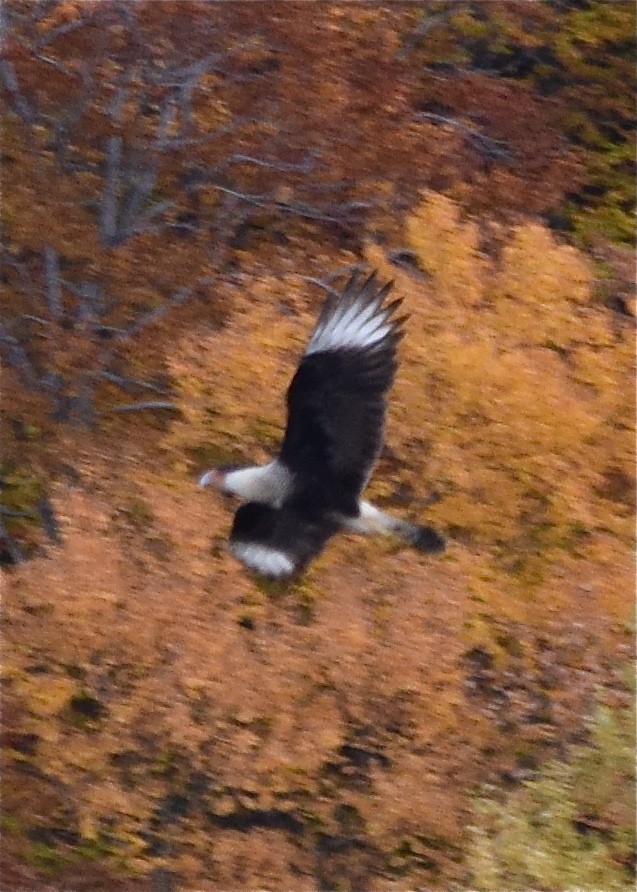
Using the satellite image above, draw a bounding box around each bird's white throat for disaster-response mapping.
[224,460,293,506]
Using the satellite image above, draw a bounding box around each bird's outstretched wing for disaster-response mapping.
[230,501,340,579]
[279,271,405,516]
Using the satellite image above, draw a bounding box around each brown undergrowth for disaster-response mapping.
[3,193,633,889]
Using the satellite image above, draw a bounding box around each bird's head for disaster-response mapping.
[199,460,290,506]
[198,464,245,497]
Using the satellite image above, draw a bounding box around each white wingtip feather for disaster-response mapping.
[306,296,393,355]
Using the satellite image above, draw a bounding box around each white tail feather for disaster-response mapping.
[343,501,446,553]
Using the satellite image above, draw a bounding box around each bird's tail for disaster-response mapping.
[347,501,446,553]
[388,517,446,553]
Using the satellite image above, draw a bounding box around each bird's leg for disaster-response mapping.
[345,501,446,553]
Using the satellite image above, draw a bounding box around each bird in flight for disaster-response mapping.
[200,270,445,578]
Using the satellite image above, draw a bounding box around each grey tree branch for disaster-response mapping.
[102,400,178,414]
[414,112,512,161]
[298,264,364,297]
[154,95,178,148]
[208,184,373,223]
[37,496,62,544]
[118,165,160,239]
[18,314,50,327]
[107,71,134,125]
[133,199,176,234]
[71,378,95,428]
[32,52,77,79]
[35,12,99,49]
[43,246,63,320]
[64,280,103,313]
[96,370,170,396]
[0,59,35,123]
[154,114,250,153]
[0,515,25,564]
[0,326,44,392]
[148,51,224,88]
[0,506,35,518]
[395,6,460,61]
[228,153,316,174]
[3,254,38,307]
[119,287,192,340]
[100,135,123,245]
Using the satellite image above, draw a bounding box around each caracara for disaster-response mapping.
[199,270,445,578]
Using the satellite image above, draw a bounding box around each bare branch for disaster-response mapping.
[107,81,130,126]
[147,51,224,88]
[118,287,192,341]
[100,135,123,245]
[37,496,62,544]
[102,400,179,414]
[107,61,139,125]
[304,179,358,193]
[3,253,37,307]
[175,81,195,137]
[228,153,316,174]
[136,196,174,228]
[64,279,103,313]
[32,52,78,79]
[414,112,512,161]
[69,378,95,428]
[35,12,100,49]
[298,264,365,296]
[17,314,50,327]
[0,515,26,564]
[43,246,63,320]
[395,6,460,61]
[208,184,373,223]
[92,325,127,339]
[0,59,35,123]
[115,1,142,45]
[117,165,159,238]
[155,116,249,152]
[153,94,178,148]
[0,506,35,519]
[42,369,65,397]
[0,326,44,392]
[276,198,373,223]
[205,191,240,271]
[96,370,170,396]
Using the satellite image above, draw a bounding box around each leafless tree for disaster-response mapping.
[1,1,373,429]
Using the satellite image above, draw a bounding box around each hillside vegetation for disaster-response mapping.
[2,3,634,890]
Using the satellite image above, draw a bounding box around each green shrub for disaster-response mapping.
[468,699,635,890]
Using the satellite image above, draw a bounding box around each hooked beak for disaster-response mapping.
[199,469,221,488]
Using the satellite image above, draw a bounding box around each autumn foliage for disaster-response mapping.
[1,3,634,890]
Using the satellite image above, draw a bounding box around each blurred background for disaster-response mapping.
[1,2,634,890]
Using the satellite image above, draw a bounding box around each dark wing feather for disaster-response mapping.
[230,501,340,578]
[279,271,405,515]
